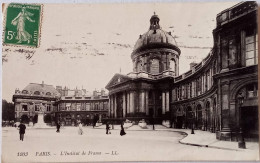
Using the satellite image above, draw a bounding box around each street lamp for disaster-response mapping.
[238,93,246,149]
[191,112,195,134]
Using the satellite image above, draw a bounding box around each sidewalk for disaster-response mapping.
[96,124,259,151]
[170,128,259,152]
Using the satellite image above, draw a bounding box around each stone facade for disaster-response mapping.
[13,83,109,126]
[106,1,258,141]
[55,89,109,126]
[106,13,179,123]
[13,82,59,124]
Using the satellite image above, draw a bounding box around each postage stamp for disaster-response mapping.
[1,1,259,163]
[3,3,42,47]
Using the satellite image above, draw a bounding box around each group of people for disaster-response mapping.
[106,122,126,136]
[17,121,126,141]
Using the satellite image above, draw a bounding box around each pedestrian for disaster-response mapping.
[78,122,83,135]
[18,122,26,141]
[106,122,110,134]
[120,123,126,136]
[56,121,60,133]
[92,116,96,128]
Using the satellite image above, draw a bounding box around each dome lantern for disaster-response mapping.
[150,12,160,30]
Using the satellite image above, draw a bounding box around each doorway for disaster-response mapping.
[241,106,258,141]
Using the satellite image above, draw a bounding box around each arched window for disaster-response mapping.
[150,58,160,74]
[137,61,143,72]
[170,59,176,72]
[34,91,40,95]
[22,90,28,94]
[46,92,51,96]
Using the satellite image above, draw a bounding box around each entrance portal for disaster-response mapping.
[241,106,258,141]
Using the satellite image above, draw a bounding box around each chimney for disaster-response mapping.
[101,89,105,96]
[42,81,44,87]
[93,90,97,97]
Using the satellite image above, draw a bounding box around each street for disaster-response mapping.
[2,126,258,162]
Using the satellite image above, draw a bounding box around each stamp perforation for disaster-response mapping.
[2,3,43,49]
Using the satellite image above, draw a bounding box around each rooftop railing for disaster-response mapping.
[216,1,257,27]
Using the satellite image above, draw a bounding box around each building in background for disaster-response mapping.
[106,1,258,141]
[55,88,109,126]
[13,82,60,124]
[13,82,109,126]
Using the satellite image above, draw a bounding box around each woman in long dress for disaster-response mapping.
[120,123,126,136]
[78,122,83,135]
[11,7,35,43]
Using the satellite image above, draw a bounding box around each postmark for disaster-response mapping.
[3,3,42,48]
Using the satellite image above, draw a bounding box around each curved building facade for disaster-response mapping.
[106,1,258,141]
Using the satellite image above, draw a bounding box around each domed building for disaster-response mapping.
[106,1,258,142]
[106,13,180,124]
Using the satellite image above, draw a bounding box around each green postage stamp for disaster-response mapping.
[3,3,42,47]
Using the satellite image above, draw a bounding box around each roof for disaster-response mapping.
[132,14,179,53]
[22,83,60,97]
[105,73,132,89]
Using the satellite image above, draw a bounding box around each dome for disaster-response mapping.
[22,82,60,97]
[133,14,180,54]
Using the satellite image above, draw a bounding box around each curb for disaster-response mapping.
[175,130,242,152]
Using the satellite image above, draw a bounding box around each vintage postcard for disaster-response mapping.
[1,1,259,162]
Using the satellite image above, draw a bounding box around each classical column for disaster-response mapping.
[166,91,169,112]
[162,92,165,114]
[130,91,135,113]
[145,91,149,115]
[140,91,145,113]
[127,92,130,116]
[123,92,126,117]
[108,96,111,117]
[241,30,246,67]
[210,67,213,87]
[111,95,114,118]
[202,74,204,93]
[114,94,117,118]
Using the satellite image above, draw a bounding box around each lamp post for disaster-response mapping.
[238,93,246,149]
[191,112,195,134]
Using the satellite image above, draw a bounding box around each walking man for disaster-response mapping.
[56,121,60,133]
[18,122,26,141]
[106,122,110,134]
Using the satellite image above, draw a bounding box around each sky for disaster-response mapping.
[2,1,238,102]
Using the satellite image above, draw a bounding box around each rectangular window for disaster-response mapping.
[66,103,71,111]
[35,105,40,111]
[245,32,257,66]
[81,103,86,111]
[95,103,99,110]
[22,105,28,111]
[86,103,90,111]
[76,103,81,111]
[247,84,258,98]
[104,102,108,110]
[47,105,51,112]
[100,102,104,110]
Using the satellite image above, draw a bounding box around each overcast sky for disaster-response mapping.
[2,2,238,102]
